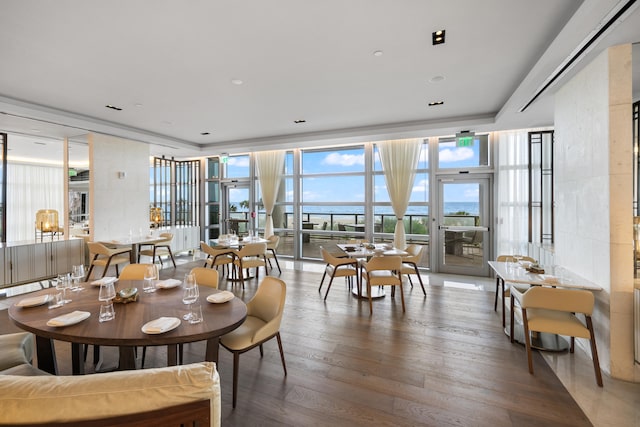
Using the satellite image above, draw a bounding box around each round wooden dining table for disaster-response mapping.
[8,280,247,375]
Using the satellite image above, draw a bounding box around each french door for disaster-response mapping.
[436,176,491,276]
[221,182,251,235]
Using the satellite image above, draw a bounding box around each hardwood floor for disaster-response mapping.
[2,258,595,426]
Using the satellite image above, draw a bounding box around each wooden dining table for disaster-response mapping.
[8,280,247,375]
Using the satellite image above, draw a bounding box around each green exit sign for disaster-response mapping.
[457,136,474,147]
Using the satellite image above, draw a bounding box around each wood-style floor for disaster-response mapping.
[1,258,592,427]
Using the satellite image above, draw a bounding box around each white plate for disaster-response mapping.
[207,291,235,304]
[141,317,181,334]
[16,294,52,308]
[90,277,118,286]
[155,279,181,289]
[46,311,91,327]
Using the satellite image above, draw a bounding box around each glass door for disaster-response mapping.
[436,177,491,275]
[222,182,251,236]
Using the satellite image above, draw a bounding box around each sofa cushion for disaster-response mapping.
[0,332,33,371]
[0,361,220,427]
[0,363,50,376]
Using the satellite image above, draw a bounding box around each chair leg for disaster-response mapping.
[101,259,113,278]
[168,248,177,268]
[276,332,287,375]
[271,250,281,273]
[324,275,336,301]
[586,316,603,387]
[232,352,240,408]
[510,295,515,343]
[494,277,501,311]
[501,280,507,327]
[368,281,373,315]
[319,270,327,292]
[413,266,426,296]
[399,283,405,312]
[522,309,534,374]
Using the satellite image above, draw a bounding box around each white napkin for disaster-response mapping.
[91,276,117,286]
[207,291,235,303]
[47,311,90,327]
[155,279,181,289]
[144,317,179,333]
[16,294,51,307]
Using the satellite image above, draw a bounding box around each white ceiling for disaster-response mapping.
[1,0,639,162]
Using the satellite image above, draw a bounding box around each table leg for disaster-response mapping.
[35,336,57,375]
[205,337,220,364]
[167,344,178,366]
[118,346,137,370]
[71,343,85,375]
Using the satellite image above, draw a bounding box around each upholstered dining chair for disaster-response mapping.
[189,267,219,289]
[232,242,268,288]
[495,255,536,327]
[138,232,176,268]
[200,241,235,277]
[219,276,287,408]
[510,285,603,387]
[118,263,153,281]
[400,244,426,296]
[265,235,282,273]
[318,247,358,300]
[86,242,131,279]
[360,255,403,315]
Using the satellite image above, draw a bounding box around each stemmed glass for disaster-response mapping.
[182,273,199,321]
[71,264,85,291]
[56,273,72,304]
[98,281,116,322]
[143,264,158,293]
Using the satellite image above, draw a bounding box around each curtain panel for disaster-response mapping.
[377,138,421,249]
[255,151,285,238]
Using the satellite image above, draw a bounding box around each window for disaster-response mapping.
[438,134,490,170]
[151,157,200,227]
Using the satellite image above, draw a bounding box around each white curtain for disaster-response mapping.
[378,138,421,249]
[255,150,285,238]
[495,130,531,256]
[6,163,65,242]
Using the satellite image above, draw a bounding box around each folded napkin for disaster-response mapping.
[16,294,51,307]
[91,276,117,286]
[155,278,181,289]
[207,291,235,304]
[144,317,179,333]
[47,311,91,327]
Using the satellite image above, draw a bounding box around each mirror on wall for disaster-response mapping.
[68,135,90,237]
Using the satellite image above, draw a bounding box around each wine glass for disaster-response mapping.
[71,264,85,291]
[182,273,199,320]
[143,264,158,293]
[57,273,72,304]
[98,281,116,302]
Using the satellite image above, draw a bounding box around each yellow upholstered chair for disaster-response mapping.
[86,242,131,279]
[360,255,403,315]
[220,277,287,408]
[401,244,426,296]
[138,233,176,268]
[318,247,358,300]
[232,242,268,288]
[189,267,219,289]
[118,263,153,281]
[495,255,536,327]
[265,235,281,273]
[510,285,603,387]
[200,241,235,277]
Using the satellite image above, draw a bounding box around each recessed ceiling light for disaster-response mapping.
[294,119,306,124]
[428,101,444,106]
[429,75,445,83]
[432,29,446,45]
[105,104,123,111]
[373,50,383,57]
[200,132,210,136]
[231,79,244,85]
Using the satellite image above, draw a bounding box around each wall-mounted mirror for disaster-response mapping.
[68,135,90,237]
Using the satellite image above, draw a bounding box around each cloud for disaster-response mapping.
[439,147,474,163]
[412,178,428,193]
[464,187,479,199]
[322,152,364,166]
[228,156,250,167]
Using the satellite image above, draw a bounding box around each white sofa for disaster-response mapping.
[0,333,221,426]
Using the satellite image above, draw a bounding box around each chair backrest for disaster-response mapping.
[521,286,594,315]
[337,224,346,231]
[237,242,267,258]
[364,255,402,272]
[320,247,344,265]
[247,277,286,337]
[200,241,229,257]
[119,263,154,280]
[158,233,173,244]
[321,221,328,230]
[403,244,423,263]
[87,242,111,257]
[266,235,280,250]
[189,267,219,289]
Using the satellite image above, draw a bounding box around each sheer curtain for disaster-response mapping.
[6,163,65,242]
[495,130,530,256]
[255,150,285,238]
[378,138,421,249]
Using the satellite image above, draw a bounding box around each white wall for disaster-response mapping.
[89,134,150,242]
[555,44,637,380]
